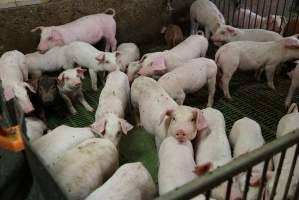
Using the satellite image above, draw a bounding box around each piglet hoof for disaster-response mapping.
[86,106,94,112]
[137,122,143,128]
[267,83,276,91]
[92,86,98,91]
[70,109,78,115]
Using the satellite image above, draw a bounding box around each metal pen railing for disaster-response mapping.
[155,129,299,200]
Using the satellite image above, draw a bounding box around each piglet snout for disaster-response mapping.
[175,129,187,143]
[24,104,34,113]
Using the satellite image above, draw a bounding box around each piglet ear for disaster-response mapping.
[96,53,105,63]
[3,86,15,101]
[160,26,167,34]
[57,73,65,86]
[284,37,299,48]
[193,162,213,176]
[115,51,121,58]
[51,30,63,41]
[159,109,174,125]
[151,56,166,75]
[76,67,86,79]
[138,55,147,64]
[31,26,44,33]
[91,119,106,137]
[119,119,134,134]
[23,82,36,93]
[193,109,208,132]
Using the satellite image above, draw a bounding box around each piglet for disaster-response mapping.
[25,117,47,143]
[29,76,59,120]
[158,136,213,199]
[115,43,140,72]
[138,34,208,77]
[215,36,299,100]
[25,47,65,78]
[48,138,119,200]
[234,8,286,34]
[32,125,95,167]
[91,71,133,147]
[57,67,94,115]
[160,24,184,49]
[63,41,119,91]
[157,58,217,107]
[230,117,271,200]
[190,0,225,38]
[131,76,207,148]
[211,25,282,46]
[285,63,299,108]
[194,108,242,200]
[266,103,299,200]
[31,8,117,53]
[86,162,157,200]
[0,50,35,113]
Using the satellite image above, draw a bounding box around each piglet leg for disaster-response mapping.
[285,81,296,108]
[78,92,94,112]
[207,76,216,107]
[60,93,77,115]
[89,69,98,91]
[265,64,276,90]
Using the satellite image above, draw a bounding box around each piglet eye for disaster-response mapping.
[221,31,225,34]
[48,36,53,40]
[172,117,176,121]
[191,117,196,122]
[105,60,109,64]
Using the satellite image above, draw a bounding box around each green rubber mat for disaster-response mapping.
[45,58,298,185]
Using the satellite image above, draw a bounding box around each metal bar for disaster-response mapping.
[266,0,274,30]
[280,0,288,32]
[247,0,254,29]
[227,0,231,25]
[242,168,252,200]
[225,179,232,200]
[293,14,299,35]
[269,150,286,200]
[282,144,299,199]
[284,0,295,34]
[272,0,280,32]
[155,129,299,200]
[253,0,260,28]
[222,0,226,17]
[236,0,242,27]
[242,0,248,28]
[294,174,299,199]
[257,159,270,200]
[259,0,267,29]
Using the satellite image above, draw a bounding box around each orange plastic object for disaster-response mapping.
[0,126,24,152]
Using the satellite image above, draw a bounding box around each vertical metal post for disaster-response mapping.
[242,168,252,200]
[248,0,254,28]
[257,159,270,200]
[260,0,267,29]
[272,0,281,32]
[236,0,242,27]
[282,144,299,199]
[269,150,286,200]
[242,0,248,28]
[266,0,274,30]
[253,0,261,28]
[284,0,295,34]
[205,190,211,200]
[227,0,231,25]
[225,179,232,200]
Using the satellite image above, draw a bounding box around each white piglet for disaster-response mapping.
[116,43,140,72]
[31,8,117,53]
[266,103,299,200]
[138,35,208,77]
[158,58,217,107]
[31,125,95,167]
[49,138,119,200]
[91,71,133,146]
[158,136,212,200]
[127,61,142,83]
[216,36,299,100]
[194,108,242,200]
[57,67,94,115]
[211,25,282,46]
[86,162,157,200]
[230,118,271,200]
[190,0,225,38]
[0,50,35,113]
[131,76,208,148]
